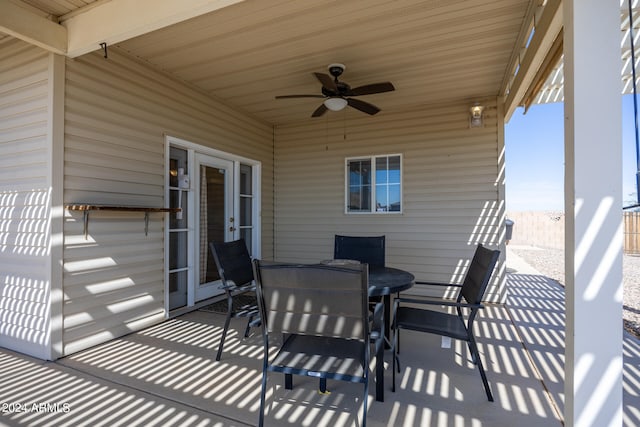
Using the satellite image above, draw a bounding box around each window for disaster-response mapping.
[346,154,402,213]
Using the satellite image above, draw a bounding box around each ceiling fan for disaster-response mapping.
[275,63,395,117]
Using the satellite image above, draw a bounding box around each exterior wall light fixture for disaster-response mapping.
[470,104,485,128]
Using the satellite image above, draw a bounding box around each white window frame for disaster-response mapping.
[344,153,403,214]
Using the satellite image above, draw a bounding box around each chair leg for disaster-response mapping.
[362,383,368,427]
[466,340,477,364]
[395,328,401,372]
[392,329,399,392]
[375,335,384,401]
[392,356,396,392]
[216,313,232,361]
[469,337,493,401]
[243,315,254,338]
[319,378,328,394]
[259,370,268,427]
[285,373,293,390]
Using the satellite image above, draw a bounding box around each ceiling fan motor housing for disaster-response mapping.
[328,63,346,78]
[321,82,351,97]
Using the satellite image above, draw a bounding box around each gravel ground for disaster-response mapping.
[510,246,640,339]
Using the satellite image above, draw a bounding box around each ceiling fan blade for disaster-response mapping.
[347,98,380,115]
[275,94,326,99]
[311,104,328,117]
[348,82,395,96]
[313,72,338,93]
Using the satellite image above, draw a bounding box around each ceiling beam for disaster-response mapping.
[61,0,247,58]
[502,0,563,121]
[0,0,67,54]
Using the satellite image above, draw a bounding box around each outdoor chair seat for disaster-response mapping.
[394,304,468,341]
[271,335,366,381]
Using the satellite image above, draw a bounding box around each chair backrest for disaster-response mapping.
[334,235,385,268]
[460,244,501,305]
[254,261,369,341]
[210,239,254,288]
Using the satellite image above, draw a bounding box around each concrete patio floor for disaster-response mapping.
[0,251,637,427]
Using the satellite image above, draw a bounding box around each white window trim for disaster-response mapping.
[344,153,403,215]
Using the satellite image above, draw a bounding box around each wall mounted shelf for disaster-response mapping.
[65,205,181,239]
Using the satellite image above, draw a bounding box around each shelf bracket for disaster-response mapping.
[83,210,89,239]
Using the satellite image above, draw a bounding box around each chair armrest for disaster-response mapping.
[414,281,463,288]
[395,296,483,310]
[224,282,256,293]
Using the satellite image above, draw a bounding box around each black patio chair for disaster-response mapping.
[209,239,260,361]
[392,243,500,401]
[334,235,385,268]
[334,235,386,305]
[253,260,382,427]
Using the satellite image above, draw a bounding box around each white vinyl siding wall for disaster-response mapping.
[274,101,506,302]
[62,48,273,355]
[0,38,53,359]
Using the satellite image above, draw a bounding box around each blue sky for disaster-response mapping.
[504,94,639,211]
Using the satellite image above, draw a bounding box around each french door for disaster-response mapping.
[194,154,234,301]
[166,139,259,312]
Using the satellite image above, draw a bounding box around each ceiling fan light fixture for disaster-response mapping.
[324,97,348,111]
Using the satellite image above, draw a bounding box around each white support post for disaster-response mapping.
[47,53,65,360]
[563,1,623,426]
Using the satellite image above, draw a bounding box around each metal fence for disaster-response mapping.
[625,211,640,255]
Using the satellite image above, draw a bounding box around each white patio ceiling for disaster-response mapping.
[8,0,640,121]
[10,0,534,125]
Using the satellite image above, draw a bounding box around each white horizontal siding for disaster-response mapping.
[0,38,51,358]
[274,101,505,302]
[62,48,273,355]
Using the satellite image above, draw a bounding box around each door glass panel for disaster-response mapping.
[169,232,187,270]
[169,189,188,229]
[199,165,226,285]
[240,164,252,194]
[240,196,252,225]
[239,164,253,255]
[168,147,188,310]
[169,270,187,294]
[241,228,252,253]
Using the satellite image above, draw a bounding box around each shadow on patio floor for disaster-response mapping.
[506,271,640,427]
[2,251,636,426]
[1,306,564,426]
